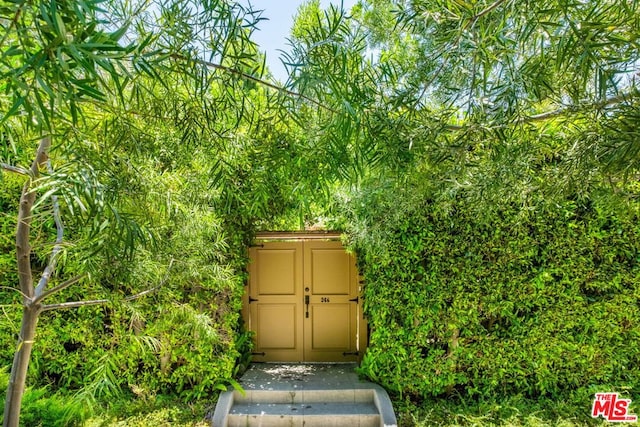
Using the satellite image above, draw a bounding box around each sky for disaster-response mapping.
[241,1,359,83]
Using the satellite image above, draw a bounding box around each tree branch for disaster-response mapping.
[1,163,29,175]
[522,92,637,123]
[41,299,109,312]
[123,288,159,302]
[439,91,638,131]
[34,160,64,296]
[169,53,339,114]
[0,1,24,52]
[40,259,173,311]
[32,274,88,305]
[466,0,510,28]
[0,287,30,300]
[419,0,509,102]
[124,258,174,302]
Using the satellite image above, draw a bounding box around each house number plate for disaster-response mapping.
[321,297,330,303]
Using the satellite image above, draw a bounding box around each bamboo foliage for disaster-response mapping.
[0,0,284,424]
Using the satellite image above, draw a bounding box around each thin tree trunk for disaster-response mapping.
[2,136,169,425]
[3,137,50,427]
[3,305,40,427]
[445,328,460,395]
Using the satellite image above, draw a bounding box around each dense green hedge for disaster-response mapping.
[348,185,640,403]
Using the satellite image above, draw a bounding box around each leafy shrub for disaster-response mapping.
[392,394,611,426]
[344,179,640,406]
[83,394,211,426]
[0,368,90,426]
[0,202,249,405]
[0,173,22,296]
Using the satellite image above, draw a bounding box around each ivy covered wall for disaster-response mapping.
[344,182,640,404]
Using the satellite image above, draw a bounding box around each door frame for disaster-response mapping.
[242,232,367,363]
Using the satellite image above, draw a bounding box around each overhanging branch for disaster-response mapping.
[41,299,109,312]
[124,258,174,302]
[440,91,638,131]
[522,92,636,123]
[1,163,28,175]
[467,0,510,28]
[40,258,173,311]
[416,0,510,108]
[168,53,338,113]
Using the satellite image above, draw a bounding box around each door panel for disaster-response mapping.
[311,304,352,349]
[309,248,351,295]
[248,242,303,362]
[304,241,359,362]
[255,249,297,295]
[257,304,297,348]
[247,239,362,362]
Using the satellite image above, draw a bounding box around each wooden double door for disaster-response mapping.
[245,239,365,362]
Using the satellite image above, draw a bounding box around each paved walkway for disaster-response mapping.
[237,363,369,391]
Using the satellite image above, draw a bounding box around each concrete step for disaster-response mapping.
[227,402,380,427]
[211,364,398,427]
[232,387,376,404]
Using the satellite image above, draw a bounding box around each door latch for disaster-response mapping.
[305,295,309,318]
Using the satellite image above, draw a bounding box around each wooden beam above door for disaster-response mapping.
[254,231,343,241]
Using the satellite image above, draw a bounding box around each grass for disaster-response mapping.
[392,395,612,427]
[84,395,213,427]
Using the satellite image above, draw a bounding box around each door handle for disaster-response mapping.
[305,295,309,318]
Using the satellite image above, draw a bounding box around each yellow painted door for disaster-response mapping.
[303,241,359,362]
[248,242,304,362]
[247,240,361,362]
